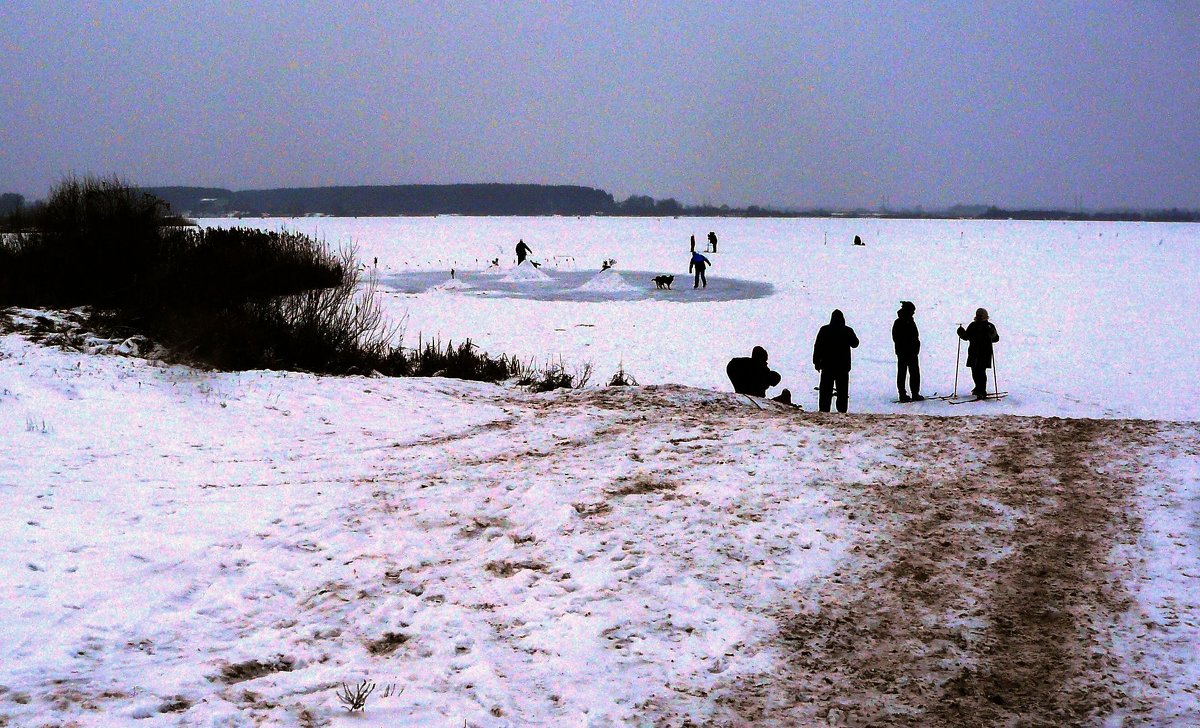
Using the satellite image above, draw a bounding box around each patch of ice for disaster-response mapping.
[498,263,553,283]
[429,278,474,292]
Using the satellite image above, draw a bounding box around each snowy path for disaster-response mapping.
[1,331,1198,725]
[718,416,1200,726]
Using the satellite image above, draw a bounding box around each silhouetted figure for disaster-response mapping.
[892,300,923,402]
[853,235,864,246]
[515,239,532,265]
[958,308,1000,397]
[689,250,711,288]
[813,309,860,412]
[727,345,782,397]
[708,231,718,252]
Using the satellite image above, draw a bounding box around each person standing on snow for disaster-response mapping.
[957,308,1000,398]
[515,239,532,265]
[689,250,712,288]
[892,300,924,402]
[707,231,718,252]
[813,309,860,412]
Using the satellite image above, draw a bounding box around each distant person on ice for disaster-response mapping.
[892,300,924,402]
[853,235,864,246]
[958,308,1000,398]
[689,250,712,288]
[690,234,696,253]
[813,309,860,413]
[515,239,532,265]
[708,231,718,252]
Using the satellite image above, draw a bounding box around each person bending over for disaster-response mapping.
[689,250,712,288]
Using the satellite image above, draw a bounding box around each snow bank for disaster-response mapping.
[575,268,639,293]
[498,263,553,283]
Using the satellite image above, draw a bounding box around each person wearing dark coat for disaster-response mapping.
[689,251,711,288]
[957,308,1000,397]
[515,239,532,265]
[707,231,718,252]
[892,300,923,402]
[727,346,782,397]
[813,309,860,412]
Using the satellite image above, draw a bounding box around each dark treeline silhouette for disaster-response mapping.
[8,183,1195,221]
[974,206,1200,223]
[145,184,618,217]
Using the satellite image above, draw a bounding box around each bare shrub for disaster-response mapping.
[336,680,375,712]
[520,358,593,392]
[607,363,638,386]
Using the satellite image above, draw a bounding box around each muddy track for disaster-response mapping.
[721,416,1161,727]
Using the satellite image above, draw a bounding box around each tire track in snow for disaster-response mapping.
[723,416,1165,726]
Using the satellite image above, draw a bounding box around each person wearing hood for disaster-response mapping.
[892,301,924,402]
[727,345,782,398]
[813,309,860,412]
[957,308,1000,398]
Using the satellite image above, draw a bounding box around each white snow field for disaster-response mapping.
[0,217,1197,726]
[208,215,1199,421]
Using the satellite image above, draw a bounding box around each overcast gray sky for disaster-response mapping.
[2,1,1197,210]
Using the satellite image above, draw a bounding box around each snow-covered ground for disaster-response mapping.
[1,216,1197,726]
[198,215,1200,421]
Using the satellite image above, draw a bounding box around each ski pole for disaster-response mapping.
[992,346,1000,397]
[953,326,962,398]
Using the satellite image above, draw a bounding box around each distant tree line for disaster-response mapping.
[5,184,1197,221]
[143,184,619,217]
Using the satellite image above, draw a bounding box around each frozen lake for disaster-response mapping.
[197,216,1200,421]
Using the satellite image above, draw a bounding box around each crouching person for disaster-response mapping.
[727,346,790,403]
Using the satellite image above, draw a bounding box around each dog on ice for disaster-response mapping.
[653,274,675,289]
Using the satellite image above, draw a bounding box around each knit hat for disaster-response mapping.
[975,307,989,320]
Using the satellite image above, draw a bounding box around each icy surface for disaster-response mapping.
[204,216,1200,421]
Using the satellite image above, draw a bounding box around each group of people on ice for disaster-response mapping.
[727,303,1000,412]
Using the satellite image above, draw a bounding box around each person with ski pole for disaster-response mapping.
[957,308,1000,398]
[813,309,860,412]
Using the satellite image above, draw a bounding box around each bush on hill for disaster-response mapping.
[0,176,534,384]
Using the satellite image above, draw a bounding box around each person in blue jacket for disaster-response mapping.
[689,250,712,288]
